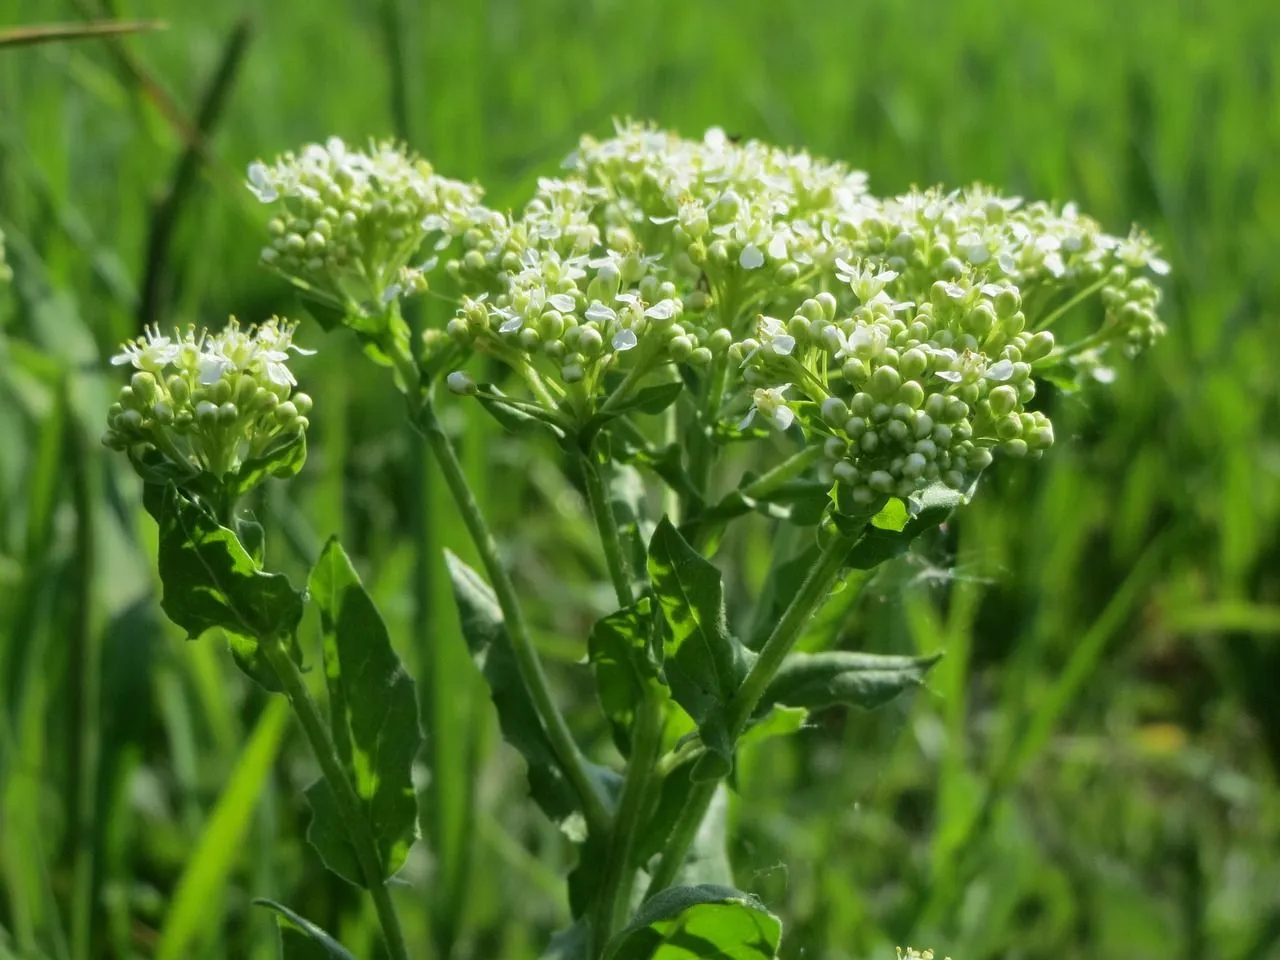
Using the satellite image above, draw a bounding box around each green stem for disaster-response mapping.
[259,634,410,960]
[579,450,635,607]
[739,445,825,500]
[644,528,857,898]
[579,445,660,955]
[415,392,612,837]
[1032,276,1109,333]
[591,696,662,957]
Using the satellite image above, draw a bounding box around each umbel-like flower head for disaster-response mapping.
[246,137,484,320]
[104,318,313,506]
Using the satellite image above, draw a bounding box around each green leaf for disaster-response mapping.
[589,599,659,756]
[603,884,782,960]
[757,651,943,714]
[844,481,972,570]
[647,518,754,769]
[869,496,910,532]
[608,462,653,582]
[584,377,686,443]
[254,899,357,959]
[738,705,807,748]
[477,383,567,439]
[307,538,423,887]
[148,483,304,691]
[600,425,701,509]
[228,432,307,501]
[445,551,614,832]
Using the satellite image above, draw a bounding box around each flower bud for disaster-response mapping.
[447,371,477,396]
[988,385,1018,417]
[821,396,849,424]
[870,364,902,399]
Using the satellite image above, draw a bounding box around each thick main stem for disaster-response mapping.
[591,696,661,956]
[579,448,656,955]
[260,634,410,960]
[644,528,857,899]
[415,393,612,838]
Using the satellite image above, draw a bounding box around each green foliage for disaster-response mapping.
[145,481,304,690]
[603,885,782,960]
[757,651,942,714]
[255,899,357,959]
[446,550,614,832]
[647,518,755,771]
[307,538,423,885]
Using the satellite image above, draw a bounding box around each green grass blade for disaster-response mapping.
[154,698,290,960]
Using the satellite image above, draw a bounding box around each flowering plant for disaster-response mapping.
[106,122,1166,959]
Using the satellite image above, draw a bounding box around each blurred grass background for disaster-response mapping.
[1,0,1279,958]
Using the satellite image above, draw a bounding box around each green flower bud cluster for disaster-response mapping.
[825,187,1169,360]
[246,137,484,310]
[103,318,313,490]
[445,176,604,294]
[566,122,872,326]
[447,250,716,404]
[732,267,1055,503]
[897,948,951,960]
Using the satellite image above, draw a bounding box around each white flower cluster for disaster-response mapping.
[104,318,313,489]
[566,122,872,323]
[733,265,1055,502]
[246,137,484,311]
[249,123,1168,507]
[826,185,1168,353]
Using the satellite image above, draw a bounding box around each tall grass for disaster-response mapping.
[1,1,1277,957]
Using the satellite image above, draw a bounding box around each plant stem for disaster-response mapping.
[725,528,856,732]
[415,392,612,837]
[579,450,635,607]
[259,634,410,960]
[644,528,857,899]
[736,445,825,502]
[591,696,662,956]
[579,446,660,955]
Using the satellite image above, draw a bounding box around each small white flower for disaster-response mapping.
[984,359,1015,381]
[585,302,618,323]
[111,325,179,371]
[198,355,232,385]
[644,299,677,321]
[740,385,794,431]
[246,162,278,203]
[758,316,795,357]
